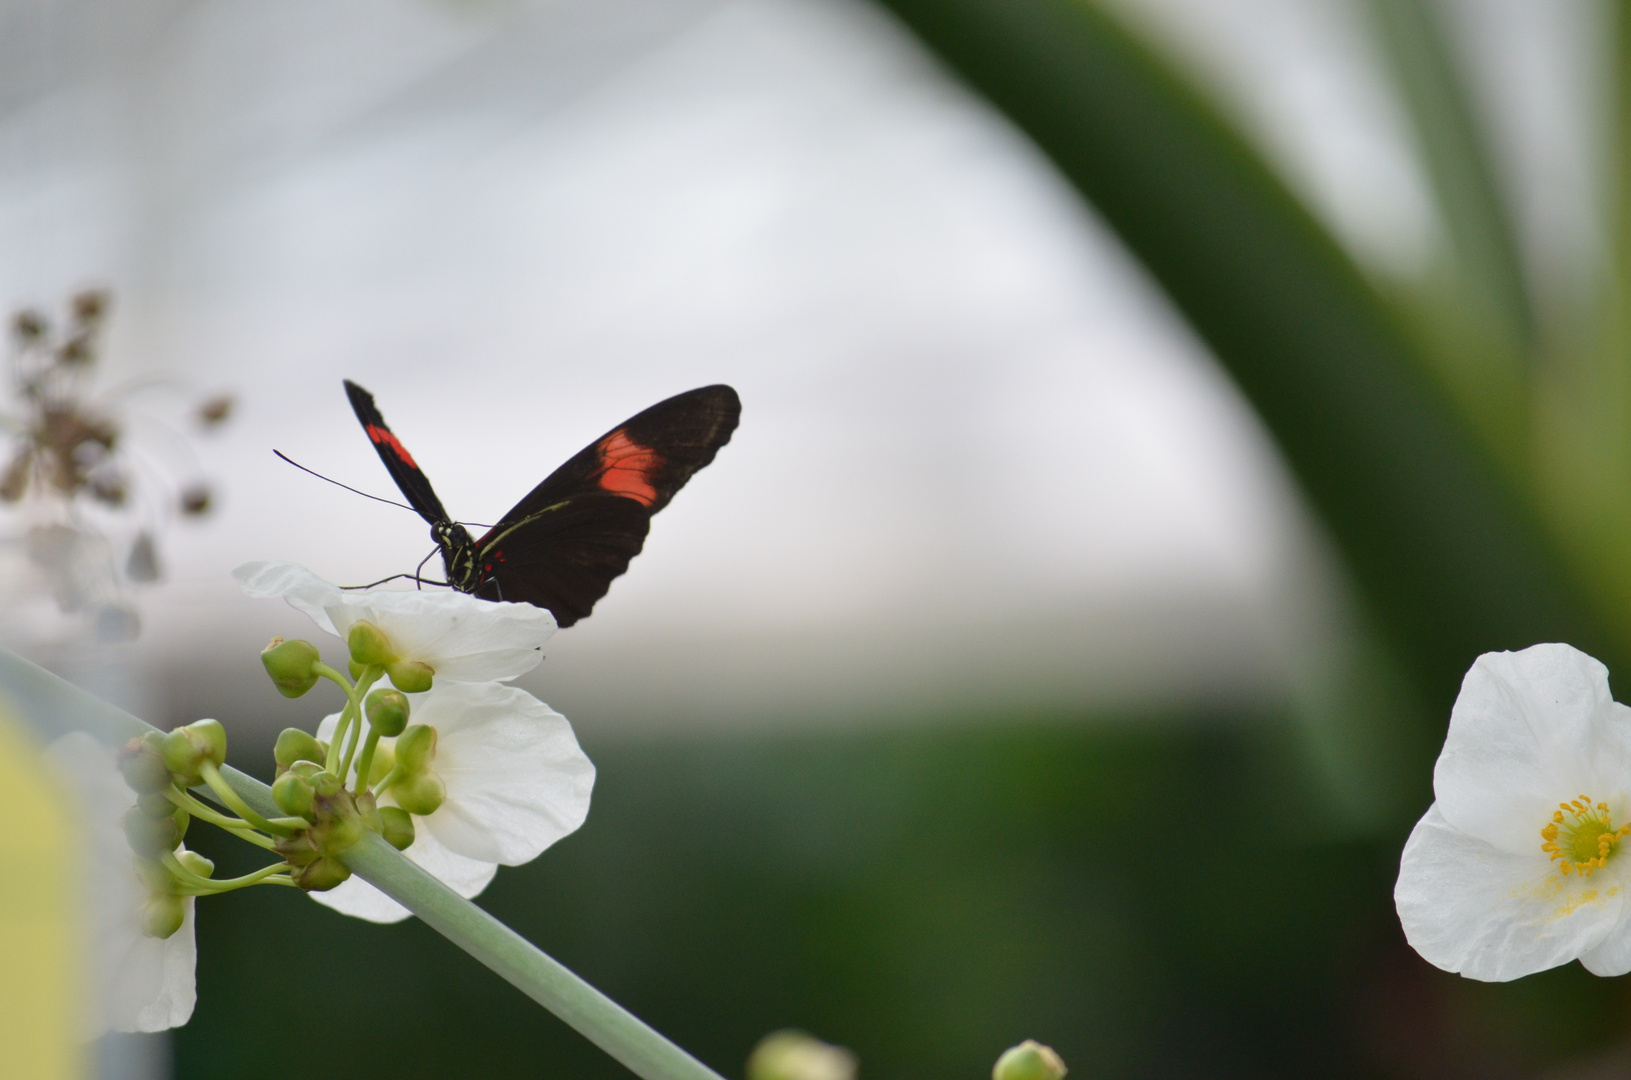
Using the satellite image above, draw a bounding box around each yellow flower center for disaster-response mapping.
[1540,795,1631,876]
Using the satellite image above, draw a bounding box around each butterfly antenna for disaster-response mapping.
[273,449,417,512]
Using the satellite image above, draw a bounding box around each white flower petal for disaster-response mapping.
[234,560,556,682]
[1397,803,1626,981]
[1580,865,1631,975]
[415,682,595,865]
[1434,644,1631,853]
[234,560,344,635]
[44,733,196,1035]
[106,900,197,1033]
[306,874,411,924]
[304,679,590,921]
[307,830,499,924]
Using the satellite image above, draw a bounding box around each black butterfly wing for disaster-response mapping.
[344,379,453,527]
[495,385,741,521]
[473,384,740,625]
[470,495,650,626]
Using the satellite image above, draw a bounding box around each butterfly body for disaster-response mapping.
[344,379,740,626]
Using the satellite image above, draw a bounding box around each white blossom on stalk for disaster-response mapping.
[1396,643,1631,981]
[234,561,555,682]
[313,679,594,924]
[45,732,196,1034]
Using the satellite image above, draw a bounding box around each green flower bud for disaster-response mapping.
[365,741,396,788]
[348,659,366,680]
[175,849,214,879]
[141,894,186,939]
[294,855,351,892]
[273,826,318,867]
[745,1031,857,1080]
[314,788,369,852]
[394,724,437,773]
[273,728,326,774]
[347,620,393,668]
[992,1042,1067,1080]
[311,770,344,798]
[379,806,415,850]
[135,857,172,895]
[357,790,384,830]
[260,637,321,698]
[385,660,431,695]
[124,807,183,858]
[272,771,316,819]
[160,719,227,785]
[117,734,172,795]
[136,791,177,819]
[365,689,410,737]
[391,773,445,817]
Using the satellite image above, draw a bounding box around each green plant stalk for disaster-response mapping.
[341,835,723,1080]
[1363,0,1531,473]
[0,649,725,1080]
[1366,0,1533,347]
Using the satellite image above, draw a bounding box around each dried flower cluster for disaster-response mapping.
[1,290,232,640]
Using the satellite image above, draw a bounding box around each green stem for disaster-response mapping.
[164,853,293,894]
[311,662,353,696]
[327,666,381,777]
[370,764,405,797]
[199,762,300,837]
[352,729,383,795]
[337,706,366,783]
[342,835,726,1080]
[325,702,356,775]
[0,649,725,1080]
[167,789,277,850]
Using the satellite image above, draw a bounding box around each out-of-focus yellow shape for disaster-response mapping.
[0,697,82,1078]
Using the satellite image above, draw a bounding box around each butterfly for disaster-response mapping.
[343,379,740,627]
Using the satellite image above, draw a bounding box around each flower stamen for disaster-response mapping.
[1539,795,1631,877]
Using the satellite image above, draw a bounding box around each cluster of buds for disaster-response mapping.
[115,721,235,938]
[259,621,431,891]
[68,557,586,1032]
[236,560,593,925]
[268,721,415,891]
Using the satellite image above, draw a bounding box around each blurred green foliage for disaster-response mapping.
[179,724,1631,1079]
[871,0,1623,722]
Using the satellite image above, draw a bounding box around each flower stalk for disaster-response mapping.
[343,834,726,1080]
[0,646,726,1080]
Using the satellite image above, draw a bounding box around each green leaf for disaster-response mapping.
[870,0,1611,707]
[1366,0,1534,348]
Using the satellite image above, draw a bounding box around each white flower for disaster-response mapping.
[234,560,555,683]
[1396,643,1631,981]
[311,679,594,924]
[45,733,196,1035]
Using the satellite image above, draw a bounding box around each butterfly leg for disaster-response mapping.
[343,547,452,591]
[414,548,439,591]
[343,572,422,590]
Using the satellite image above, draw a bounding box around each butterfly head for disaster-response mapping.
[432,520,478,588]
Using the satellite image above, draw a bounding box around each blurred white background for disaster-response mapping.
[0,0,1594,741]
